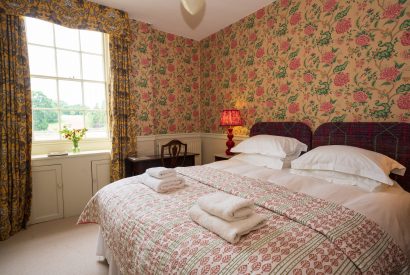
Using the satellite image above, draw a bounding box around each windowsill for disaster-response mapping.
[32,139,111,155]
[33,138,110,144]
[32,149,111,161]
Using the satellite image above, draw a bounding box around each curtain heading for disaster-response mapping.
[0,0,130,37]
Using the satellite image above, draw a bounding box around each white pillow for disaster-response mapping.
[231,135,308,158]
[231,153,297,169]
[291,145,406,185]
[289,169,386,192]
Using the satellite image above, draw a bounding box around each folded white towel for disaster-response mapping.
[141,173,185,193]
[189,204,266,244]
[146,167,177,179]
[198,192,255,221]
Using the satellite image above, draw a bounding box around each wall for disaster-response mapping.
[200,0,410,135]
[129,20,200,136]
[152,29,201,134]
[129,20,155,136]
[128,2,410,163]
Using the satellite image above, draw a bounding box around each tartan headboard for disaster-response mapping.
[313,122,410,192]
[250,122,312,150]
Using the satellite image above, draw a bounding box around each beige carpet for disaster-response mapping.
[0,217,108,275]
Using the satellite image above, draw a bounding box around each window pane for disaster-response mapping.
[27,45,56,76]
[80,30,103,54]
[83,82,106,109]
[27,18,109,142]
[25,17,54,46]
[85,111,107,138]
[59,80,82,109]
[82,54,104,81]
[31,78,58,108]
[32,110,59,141]
[61,110,84,129]
[55,24,80,51]
[57,50,81,79]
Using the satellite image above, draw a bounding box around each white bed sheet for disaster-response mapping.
[96,227,120,275]
[206,159,410,259]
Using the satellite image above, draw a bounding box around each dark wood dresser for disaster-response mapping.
[125,153,197,177]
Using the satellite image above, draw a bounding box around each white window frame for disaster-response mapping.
[25,18,112,154]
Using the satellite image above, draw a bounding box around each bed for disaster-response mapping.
[79,122,410,274]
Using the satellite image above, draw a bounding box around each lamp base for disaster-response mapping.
[225,128,235,155]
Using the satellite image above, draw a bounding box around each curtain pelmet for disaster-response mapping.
[0,0,129,37]
[0,13,32,240]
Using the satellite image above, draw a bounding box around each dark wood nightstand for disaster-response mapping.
[214,153,236,162]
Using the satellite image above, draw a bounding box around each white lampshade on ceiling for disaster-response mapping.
[181,0,205,15]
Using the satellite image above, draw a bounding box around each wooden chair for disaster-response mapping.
[160,139,187,168]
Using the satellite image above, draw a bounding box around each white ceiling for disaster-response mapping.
[91,0,273,41]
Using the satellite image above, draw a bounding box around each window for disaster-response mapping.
[25,17,109,141]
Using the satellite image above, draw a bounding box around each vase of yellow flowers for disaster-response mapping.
[60,126,88,153]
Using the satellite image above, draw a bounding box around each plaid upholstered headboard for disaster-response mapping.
[313,122,410,192]
[250,122,312,150]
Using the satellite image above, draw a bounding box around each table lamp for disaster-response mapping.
[220,109,243,155]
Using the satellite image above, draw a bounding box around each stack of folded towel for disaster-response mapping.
[140,167,185,193]
[189,192,267,244]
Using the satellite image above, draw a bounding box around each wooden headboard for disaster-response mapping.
[313,122,410,192]
[250,122,312,150]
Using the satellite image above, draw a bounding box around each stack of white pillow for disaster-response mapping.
[230,134,308,169]
[227,134,406,192]
[290,145,406,192]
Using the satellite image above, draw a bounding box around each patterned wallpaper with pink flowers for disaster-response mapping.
[129,20,200,136]
[129,20,155,136]
[200,0,410,134]
[152,29,201,134]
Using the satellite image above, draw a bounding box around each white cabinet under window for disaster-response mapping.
[30,151,111,224]
[91,159,111,195]
[30,165,64,224]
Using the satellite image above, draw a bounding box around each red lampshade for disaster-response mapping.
[220,109,243,127]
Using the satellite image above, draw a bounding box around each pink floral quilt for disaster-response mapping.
[78,166,409,274]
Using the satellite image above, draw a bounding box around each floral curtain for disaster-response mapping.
[0,13,32,240]
[1,0,135,179]
[0,0,134,238]
[109,35,134,181]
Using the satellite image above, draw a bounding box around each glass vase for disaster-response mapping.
[72,140,80,153]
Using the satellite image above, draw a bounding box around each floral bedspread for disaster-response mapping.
[78,166,408,274]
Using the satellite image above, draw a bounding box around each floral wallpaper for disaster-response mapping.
[129,20,200,135]
[129,20,155,136]
[152,29,201,134]
[200,0,410,134]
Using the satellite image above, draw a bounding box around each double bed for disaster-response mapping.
[79,122,410,274]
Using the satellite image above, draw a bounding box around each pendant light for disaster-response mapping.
[181,0,205,15]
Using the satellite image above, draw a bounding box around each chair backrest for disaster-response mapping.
[160,139,187,168]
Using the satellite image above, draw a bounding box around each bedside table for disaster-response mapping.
[214,153,236,161]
